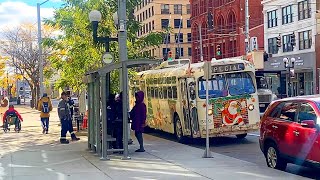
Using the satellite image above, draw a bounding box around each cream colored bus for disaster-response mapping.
[129,58,260,142]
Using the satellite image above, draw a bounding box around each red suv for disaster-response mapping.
[259,96,320,170]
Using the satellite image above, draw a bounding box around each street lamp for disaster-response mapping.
[37,0,49,99]
[88,10,118,161]
[283,57,295,97]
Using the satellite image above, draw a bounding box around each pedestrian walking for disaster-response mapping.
[37,93,53,134]
[58,91,80,144]
[130,91,146,152]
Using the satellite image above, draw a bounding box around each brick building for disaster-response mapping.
[190,0,264,63]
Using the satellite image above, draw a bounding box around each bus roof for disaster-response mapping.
[137,58,255,78]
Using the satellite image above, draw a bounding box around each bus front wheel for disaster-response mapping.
[236,133,247,139]
[174,115,187,143]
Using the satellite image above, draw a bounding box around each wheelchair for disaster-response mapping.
[3,115,21,133]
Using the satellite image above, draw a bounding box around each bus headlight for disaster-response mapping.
[208,109,213,115]
[248,104,254,111]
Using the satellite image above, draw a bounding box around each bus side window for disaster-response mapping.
[147,87,151,97]
[168,86,173,99]
[163,87,168,99]
[151,87,155,98]
[155,87,159,98]
[172,86,177,99]
[159,87,163,99]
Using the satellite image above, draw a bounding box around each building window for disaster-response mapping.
[163,34,170,44]
[175,33,183,43]
[282,5,293,24]
[152,20,155,29]
[161,4,170,14]
[283,35,293,52]
[267,10,277,28]
[268,37,278,54]
[188,48,192,56]
[162,48,170,57]
[149,8,151,17]
[146,24,149,33]
[142,13,145,21]
[174,4,182,14]
[176,48,184,57]
[187,33,191,42]
[152,6,154,16]
[161,19,169,29]
[186,4,191,14]
[187,19,191,28]
[299,30,312,50]
[298,0,311,20]
[174,19,183,28]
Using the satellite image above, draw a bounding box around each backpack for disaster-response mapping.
[42,101,49,113]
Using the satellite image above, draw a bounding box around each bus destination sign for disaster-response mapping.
[211,63,245,73]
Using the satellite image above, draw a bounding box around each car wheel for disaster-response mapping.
[174,115,187,143]
[236,133,247,139]
[265,143,287,170]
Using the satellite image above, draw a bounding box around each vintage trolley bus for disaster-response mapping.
[129,58,260,142]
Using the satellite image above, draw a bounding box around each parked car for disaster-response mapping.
[259,95,320,170]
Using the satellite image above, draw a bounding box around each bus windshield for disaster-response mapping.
[227,72,255,95]
[198,72,255,99]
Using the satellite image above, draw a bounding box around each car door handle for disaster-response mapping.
[272,125,278,129]
[293,130,300,136]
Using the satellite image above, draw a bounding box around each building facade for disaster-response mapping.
[262,0,320,96]
[134,0,192,59]
[190,0,264,63]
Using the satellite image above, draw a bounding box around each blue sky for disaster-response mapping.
[0,0,64,29]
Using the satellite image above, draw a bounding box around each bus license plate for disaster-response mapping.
[259,104,265,107]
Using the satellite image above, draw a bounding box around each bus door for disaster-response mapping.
[179,78,200,137]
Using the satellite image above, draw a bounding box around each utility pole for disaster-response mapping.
[37,0,49,98]
[245,0,250,55]
[118,0,130,160]
[199,24,204,61]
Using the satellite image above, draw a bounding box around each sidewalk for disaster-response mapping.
[0,106,308,180]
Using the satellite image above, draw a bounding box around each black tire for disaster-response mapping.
[236,133,247,139]
[265,143,287,170]
[174,115,187,143]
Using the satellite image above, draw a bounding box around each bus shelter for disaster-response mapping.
[84,59,159,160]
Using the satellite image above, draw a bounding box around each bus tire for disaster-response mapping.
[174,115,187,143]
[236,133,247,139]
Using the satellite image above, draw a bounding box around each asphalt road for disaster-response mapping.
[146,131,320,180]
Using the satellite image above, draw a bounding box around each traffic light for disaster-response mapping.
[216,45,221,56]
[208,11,214,30]
[290,33,296,47]
[276,34,281,47]
[168,51,173,61]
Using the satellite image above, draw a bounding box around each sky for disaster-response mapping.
[0,0,64,30]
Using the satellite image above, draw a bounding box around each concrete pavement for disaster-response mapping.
[0,106,310,180]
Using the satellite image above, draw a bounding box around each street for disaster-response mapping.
[146,131,320,179]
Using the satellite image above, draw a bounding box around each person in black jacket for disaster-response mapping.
[114,92,123,150]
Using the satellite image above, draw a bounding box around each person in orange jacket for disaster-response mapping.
[37,93,53,134]
[2,105,23,129]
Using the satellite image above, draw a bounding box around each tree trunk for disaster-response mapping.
[31,87,36,108]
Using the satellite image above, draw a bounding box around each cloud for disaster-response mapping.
[0,1,55,30]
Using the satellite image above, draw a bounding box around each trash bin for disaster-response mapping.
[17,97,21,105]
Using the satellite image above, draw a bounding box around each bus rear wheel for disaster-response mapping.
[174,115,187,143]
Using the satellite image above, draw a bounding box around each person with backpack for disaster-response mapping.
[38,93,53,134]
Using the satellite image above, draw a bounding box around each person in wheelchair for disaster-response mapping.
[2,105,23,131]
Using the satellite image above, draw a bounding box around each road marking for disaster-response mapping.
[41,150,48,163]
[248,133,260,137]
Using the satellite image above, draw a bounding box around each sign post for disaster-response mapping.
[203,61,212,158]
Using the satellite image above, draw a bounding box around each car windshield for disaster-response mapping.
[198,72,255,99]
